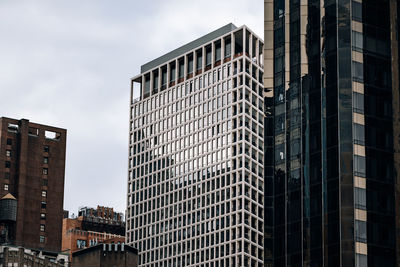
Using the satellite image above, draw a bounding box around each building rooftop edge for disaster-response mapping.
[140,23,237,74]
[72,243,138,257]
[0,117,67,132]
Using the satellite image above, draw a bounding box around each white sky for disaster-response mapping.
[0,0,263,215]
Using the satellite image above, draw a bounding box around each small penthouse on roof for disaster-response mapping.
[131,23,264,101]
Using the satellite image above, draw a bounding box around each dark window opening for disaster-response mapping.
[196,50,202,71]
[215,41,221,63]
[224,37,231,58]
[352,1,362,22]
[205,46,212,67]
[187,54,194,75]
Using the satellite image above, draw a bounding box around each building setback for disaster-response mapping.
[0,117,66,252]
[127,24,265,266]
[264,0,400,266]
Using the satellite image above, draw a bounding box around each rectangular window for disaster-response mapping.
[43,157,49,164]
[355,220,367,242]
[41,201,47,209]
[40,235,45,243]
[353,92,364,113]
[170,64,176,82]
[4,184,8,191]
[352,31,363,52]
[6,150,11,157]
[355,187,366,209]
[42,190,47,197]
[353,123,365,145]
[352,1,362,22]
[224,38,231,58]
[215,42,221,62]
[196,51,202,70]
[44,146,50,153]
[5,161,11,168]
[206,46,212,66]
[354,155,366,177]
[40,224,45,232]
[352,61,364,82]
[6,138,12,145]
[4,173,10,180]
[178,60,184,79]
[42,179,48,186]
[356,254,367,267]
[40,213,46,219]
[43,168,48,175]
[188,55,194,74]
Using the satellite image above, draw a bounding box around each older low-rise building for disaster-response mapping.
[0,245,69,267]
[72,243,138,267]
[62,206,125,259]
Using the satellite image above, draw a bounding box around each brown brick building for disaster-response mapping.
[0,117,67,252]
[62,206,125,259]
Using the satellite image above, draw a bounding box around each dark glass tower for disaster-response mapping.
[264,0,400,266]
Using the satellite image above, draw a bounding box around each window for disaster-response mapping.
[352,61,363,82]
[42,179,48,186]
[5,161,10,168]
[4,173,10,180]
[40,224,45,232]
[353,124,365,145]
[4,184,8,191]
[354,155,366,177]
[355,220,367,242]
[40,213,46,219]
[44,146,50,153]
[6,138,12,145]
[43,157,49,164]
[355,187,366,209]
[353,92,364,113]
[43,168,48,175]
[352,31,363,52]
[40,235,45,243]
[352,1,362,22]
[41,201,47,209]
[42,190,47,197]
[6,150,11,157]
[356,254,367,267]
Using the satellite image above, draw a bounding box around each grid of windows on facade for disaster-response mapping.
[127,25,265,266]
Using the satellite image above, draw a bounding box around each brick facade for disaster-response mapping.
[0,117,66,252]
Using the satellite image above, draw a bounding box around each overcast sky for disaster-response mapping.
[0,0,263,215]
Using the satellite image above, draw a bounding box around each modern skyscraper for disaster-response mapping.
[0,117,67,252]
[264,0,400,266]
[127,24,265,266]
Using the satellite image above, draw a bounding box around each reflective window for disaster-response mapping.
[355,187,366,209]
[352,1,362,22]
